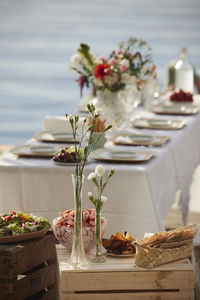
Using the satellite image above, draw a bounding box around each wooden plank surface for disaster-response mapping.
[61,291,194,300]
[57,245,193,272]
[60,270,194,292]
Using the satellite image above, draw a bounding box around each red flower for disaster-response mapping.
[12,211,16,215]
[6,216,11,220]
[94,64,111,81]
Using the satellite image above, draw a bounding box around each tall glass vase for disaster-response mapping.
[90,209,107,263]
[67,174,88,269]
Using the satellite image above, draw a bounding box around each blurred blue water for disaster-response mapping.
[0,0,200,144]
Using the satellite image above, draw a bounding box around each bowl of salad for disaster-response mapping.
[0,211,51,243]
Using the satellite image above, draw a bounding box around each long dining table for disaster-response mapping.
[0,102,200,239]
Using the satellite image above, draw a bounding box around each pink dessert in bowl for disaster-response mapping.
[52,209,106,252]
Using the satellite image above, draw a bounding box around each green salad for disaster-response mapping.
[0,211,51,237]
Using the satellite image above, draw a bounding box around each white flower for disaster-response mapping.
[95,165,105,177]
[92,77,104,87]
[121,73,131,84]
[95,108,103,116]
[69,53,82,68]
[67,114,73,122]
[100,196,108,203]
[120,58,130,68]
[141,65,152,74]
[87,172,96,180]
[88,192,93,198]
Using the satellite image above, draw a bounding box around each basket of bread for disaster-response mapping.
[134,225,198,268]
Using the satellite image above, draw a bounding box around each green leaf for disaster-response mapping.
[78,43,94,66]
[84,146,88,157]
[89,136,93,144]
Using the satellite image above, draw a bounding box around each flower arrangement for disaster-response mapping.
[69,37,156,96]
[65,104,112,269]
[87,165,115,262]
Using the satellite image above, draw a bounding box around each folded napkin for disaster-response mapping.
[42,116,85,133]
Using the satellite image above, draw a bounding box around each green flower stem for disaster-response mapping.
[95,207,101,257]
[73,175,83,249]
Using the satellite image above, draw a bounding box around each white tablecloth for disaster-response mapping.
[1,110,200,239]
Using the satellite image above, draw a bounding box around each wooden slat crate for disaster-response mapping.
[57,245,194,300]
[0,232,59,300]
[193,229,200,300]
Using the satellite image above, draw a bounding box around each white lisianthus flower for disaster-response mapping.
[100,196,108,203]
[120,58,130,68]
[88,192,93,198]
[87,172,96,180]
[69,53,82,68]
[95,108,103,116]
[95,165,105,177]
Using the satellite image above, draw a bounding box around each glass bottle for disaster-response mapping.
[175,48,194,93]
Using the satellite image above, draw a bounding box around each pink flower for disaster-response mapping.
[111,73,119,84]
[98,55,106,61]
[115,50,122,56]
[120,65,128,72]
[108,58,117,65]
[127,51,133,59]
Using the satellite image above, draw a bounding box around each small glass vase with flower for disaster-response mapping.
[87,165,115,263]
[65,104,112,270]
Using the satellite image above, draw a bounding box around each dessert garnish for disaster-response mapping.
[0,211,50,237]
[103,231,136,255]
[170,89,193,102]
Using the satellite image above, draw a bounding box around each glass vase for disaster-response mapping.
[92,91,125,130]
[89,209,107,263]
[67,174,88,269]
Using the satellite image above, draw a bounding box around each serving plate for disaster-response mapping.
[10,145,58,158]
[107,252,135,257]
[0,229,49,244]
[91,149,155,163]
[114,134,169,147]
[151,104,200,115]
[52,159,78,166]
[34,131,78,143]
[132,118,186,130]
[30,145,58,155]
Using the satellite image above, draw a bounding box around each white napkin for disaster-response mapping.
[42,116,85,133]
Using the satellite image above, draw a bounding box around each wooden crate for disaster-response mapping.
[193,229,200,300]
[0,232,59,300]
[57,245,194,300]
